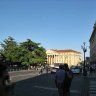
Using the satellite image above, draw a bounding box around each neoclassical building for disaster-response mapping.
[46,49,81,67]
[89,22,96,63]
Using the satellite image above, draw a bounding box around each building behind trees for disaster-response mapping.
[46,49,81,67]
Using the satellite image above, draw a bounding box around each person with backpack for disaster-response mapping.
[55,64,66,96]
[64,63,73,96]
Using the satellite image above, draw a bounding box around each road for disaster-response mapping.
[9,71,89,96]
[9,70,40,82]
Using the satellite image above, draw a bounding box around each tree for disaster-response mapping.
[0,36,18,63]
[20,39,40,51]
[20,39,47,66]
[0,37,47,68]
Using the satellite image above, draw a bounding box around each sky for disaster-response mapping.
[0,0,96,57]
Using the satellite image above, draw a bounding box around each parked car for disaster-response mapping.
[71,66,81,74]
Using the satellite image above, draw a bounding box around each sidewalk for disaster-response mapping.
[88,72,96,96]
[80,76,89,96]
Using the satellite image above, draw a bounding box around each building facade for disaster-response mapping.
[89,22,96,63]
[46,49,81,67]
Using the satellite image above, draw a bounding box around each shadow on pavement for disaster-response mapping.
[13,73,58,96]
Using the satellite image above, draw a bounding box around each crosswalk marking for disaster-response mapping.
[89,80,96,96]
[90,94,96,96]
[34,85,80,94]
[90,88,96,90]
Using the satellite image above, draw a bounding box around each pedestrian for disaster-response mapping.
[90,66,93,74]
[64,63,73,96]
[0,53,11,85]
[0,53,15,96]
[39,66,43,74]
[55,64,66,96]
[87,67,90,77]
[46,65,48,74]
[0,63,7,96]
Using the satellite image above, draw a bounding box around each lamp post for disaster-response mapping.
[81,42,87,76]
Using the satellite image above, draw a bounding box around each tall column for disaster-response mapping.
[49,55,51,65]
[56,55,58,63]
[50,55,51,64]
[54,55,56,63]
[51,55,54,64]
[47,55,48,64]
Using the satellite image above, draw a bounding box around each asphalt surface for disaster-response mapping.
[9,70,40,82]
[9,70,91,96]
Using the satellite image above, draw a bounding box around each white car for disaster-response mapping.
[51,67,58,74]
[71,67,81,74]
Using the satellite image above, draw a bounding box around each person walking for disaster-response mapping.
[64,63,73,96]
[0,63,8,96]
[46,66,48,74]
[39,66,43,74]
[55,64,66,96]
[0,53,15,96]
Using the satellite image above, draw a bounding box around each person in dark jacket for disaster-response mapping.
[0,63,7,96]
[64,63,73,96]
[0,53,14,96]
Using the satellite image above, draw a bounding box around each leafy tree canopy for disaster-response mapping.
[0,36,47,67]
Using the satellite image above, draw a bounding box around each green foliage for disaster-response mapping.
[0,36,47,67]
[0,36,18,62]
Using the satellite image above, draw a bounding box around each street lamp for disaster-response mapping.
[81,42,87,76]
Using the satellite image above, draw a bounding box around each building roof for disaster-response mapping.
[53,49,81,54]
